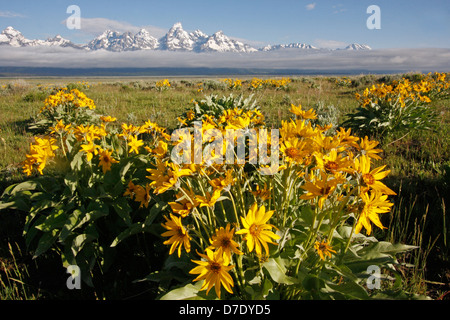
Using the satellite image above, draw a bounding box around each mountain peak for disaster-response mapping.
[171,22,184,30]
[262,43,318,51]
[2,26,23,37]
[344,43,372,50]
[0,26,371,54]
[4,26,18,32]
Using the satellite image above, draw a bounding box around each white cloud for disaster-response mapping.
[0,11,25,18]
[332,4,347,14]
[61,17,167,38]
[306,3,316,11]
[0,46,449,74]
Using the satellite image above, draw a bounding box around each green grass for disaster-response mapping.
[0,74,448,299]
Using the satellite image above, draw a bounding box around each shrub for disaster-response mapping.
[342,72,449,140]
[0,90,425,300]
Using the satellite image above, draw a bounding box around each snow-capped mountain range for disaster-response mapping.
[0,23,372,53]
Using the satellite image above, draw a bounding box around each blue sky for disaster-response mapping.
[1,0,449,49]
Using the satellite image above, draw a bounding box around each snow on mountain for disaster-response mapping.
[0,26,35,47]
[87,29,159,51]
[86,23,258,53]
[201,31,258,53]
[190,29,209,43]
[261,43,318,51]
[0,25,372,53]
[159,22,196,51]
[134,29,159,50]
[0,26,80,48]
[342,43,372,51]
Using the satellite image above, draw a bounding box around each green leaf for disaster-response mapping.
[110,222,144,247]
[159,282,206,300]
[112,197,132,226]
[71,227,98,257]
[60,209,85,241]
[70,151,84,171]
[0,197,30,212]
[33,229,59,258]
[144,201,167,226]
[263,257,298,285]
[323,281,370,300]
[359,241,418,259]
[74,209,108,230]
[9,180,40,195]
[119,159,134,180]
[64,172,78,194]
[35,209,67,232]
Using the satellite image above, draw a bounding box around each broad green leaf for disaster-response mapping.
[60,209,85,241]
[322,280,370,300]
[119,158,134,180]
[70,151,84,171]
[71,228,98,257]
[159,282,205,300]
[358,241,418,259]
[33,229,59,258]
[112,197,132,226]
[74,210,108,230]
[64,172,78,194]
[263,257,298,285]
[144,201,167,226]
[9,180,40,195]
[110,222,144,247]
[35,209,67,232]
[0,197,30,212]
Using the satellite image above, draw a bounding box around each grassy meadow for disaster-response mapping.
[0,74,448,300]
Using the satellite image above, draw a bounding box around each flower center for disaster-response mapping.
[363,173,375,185]
[324,161,338,172]
[285,147,299,158]
[176,226,185,237]
[210,262,222,274]
[220,237,231,248]
[249,224,261,237]
[320,186,331,195]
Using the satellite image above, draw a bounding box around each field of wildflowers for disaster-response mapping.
[0,74,448,300]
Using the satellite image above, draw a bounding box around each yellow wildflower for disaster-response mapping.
[236,203,280,256]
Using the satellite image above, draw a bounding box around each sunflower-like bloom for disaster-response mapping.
[169,188,198,217]
[189,249,235,299]
[314,148,354,175]
[235,203,280,255]
[98,149,119,173]
[290,104,317,120]
[314,240,336,260]
[161,214,191,257]
[208,170,234,191]
[22,137,59,176]
[355,191,394,235]
[354,155,396,195]
[134,183,152,209]
[50,119,72,135]
[251,183,272,201]
[280,137,309,163]
[100,116,117,123]
[123,180,138,199]
[208,224,243,260]
[146,160,192,195]
[359,136,383,160]
[128,135,144,154]
[300,171,341,209]
[80,141,99,162]
[195,189,221,208]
